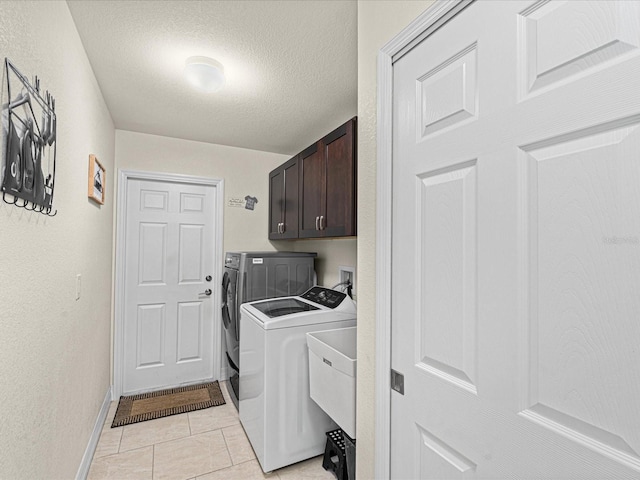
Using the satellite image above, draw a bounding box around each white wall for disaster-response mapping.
[356,2,434,478]
[0,1,116,478]
[115,130,288,255]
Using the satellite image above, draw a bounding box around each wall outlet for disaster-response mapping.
[338,265,355,293]
[76,274,81,301]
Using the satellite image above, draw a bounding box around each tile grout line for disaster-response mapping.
[117,419,123,454]
[151,444,155,480]
[119,418,228,452]
[90,444,152,462]
[221,425,232,465]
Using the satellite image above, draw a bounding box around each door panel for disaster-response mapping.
[178,224,203,284]
[269,168,284,238]
[417,43,477,137]
[282,158,299,238]
[391,1,640,478]
[268,156,299,239]
[416,424,476,479]
[140,189,168,211]
[136,304,165,368]
[299,143,324,237]
[416,160,477,394]
[138,222,167,285]
[324,120,356,236]
[124,178,216,394]
[518,1,640,97]
[518,122,640,466]
[176,302,203,362]
[180,192,205,213]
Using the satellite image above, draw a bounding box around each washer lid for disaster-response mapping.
[241,299,356,330]
[250,297,320,318]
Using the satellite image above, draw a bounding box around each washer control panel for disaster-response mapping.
[301,286,347,309]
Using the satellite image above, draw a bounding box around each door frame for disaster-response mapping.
[113,169,225,398]
[375,1,472,477]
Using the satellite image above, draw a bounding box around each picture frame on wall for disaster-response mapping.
[88,154,105,205]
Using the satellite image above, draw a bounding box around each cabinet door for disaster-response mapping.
[281,157,299,239]
[268,166,284,240]
[298,142,325,238]
[269,156,299,240]
[323,118,356,237]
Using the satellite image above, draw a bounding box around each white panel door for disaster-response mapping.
[123,178,216,394]
[391,1,640,478]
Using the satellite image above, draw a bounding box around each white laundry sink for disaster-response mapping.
[306,326,356,439]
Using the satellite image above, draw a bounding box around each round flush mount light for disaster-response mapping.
[184,56,225,93]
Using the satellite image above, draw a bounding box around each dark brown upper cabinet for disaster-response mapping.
[268,155,299,240]
[299,118,357,238]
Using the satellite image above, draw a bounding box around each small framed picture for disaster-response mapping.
[88,154,106,205]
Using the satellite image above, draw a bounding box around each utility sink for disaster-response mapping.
[306,326,356,439]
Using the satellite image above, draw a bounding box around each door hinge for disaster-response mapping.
[391,369,404,395]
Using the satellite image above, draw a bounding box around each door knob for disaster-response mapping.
[200,289,212,296]
[205,275,212,282]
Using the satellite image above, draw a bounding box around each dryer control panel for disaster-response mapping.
[301,287,347,309]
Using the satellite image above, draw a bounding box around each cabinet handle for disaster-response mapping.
[281,222,285,234]
[320,215,324,230]
[279,223,283,234]
[315,216,319,230]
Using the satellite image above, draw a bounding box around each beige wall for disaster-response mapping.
[356,1,434,478]
[115,130,288,255]
[287,238,357,292]
[0,1,116,478]
[116,130,358,291]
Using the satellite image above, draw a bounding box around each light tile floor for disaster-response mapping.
[88,381,335,480]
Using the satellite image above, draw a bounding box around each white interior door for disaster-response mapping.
[122,177,217,394]
[391,1,640,478]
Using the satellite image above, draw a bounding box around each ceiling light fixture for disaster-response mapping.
[184,56,225,93]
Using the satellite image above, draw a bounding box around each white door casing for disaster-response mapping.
[381,1,640,478]
[114,170,224,397]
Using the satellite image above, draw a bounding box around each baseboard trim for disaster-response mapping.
[76,385,112,480]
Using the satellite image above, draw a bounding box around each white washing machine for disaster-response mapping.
[239,286,356,473]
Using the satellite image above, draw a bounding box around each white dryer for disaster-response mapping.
[239,286,356,473]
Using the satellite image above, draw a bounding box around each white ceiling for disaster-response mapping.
[66,0,357,156]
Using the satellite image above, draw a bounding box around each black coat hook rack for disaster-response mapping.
[2,58,57,216]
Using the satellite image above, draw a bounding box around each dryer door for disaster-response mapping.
[222,268,239,370]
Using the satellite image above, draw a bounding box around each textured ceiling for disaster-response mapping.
[66,0,357,155]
